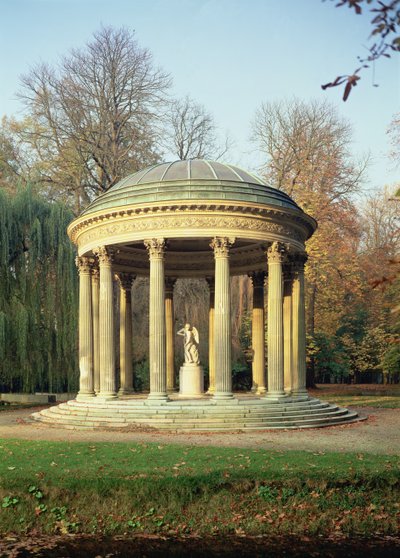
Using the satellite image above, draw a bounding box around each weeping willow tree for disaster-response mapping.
[0,187,78,393]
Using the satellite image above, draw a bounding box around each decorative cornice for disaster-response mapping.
[68,202,316,245]
[210,237,235,257]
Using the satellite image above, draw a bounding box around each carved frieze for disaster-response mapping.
[74,210,306,250]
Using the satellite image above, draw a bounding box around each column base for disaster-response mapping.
[291,389,309,400]
[118,388,134,396]
[265,390,287,400]
[213,392,234,400]
[147,393,169,403]
[97,392,118,401]
[76,392,96,401]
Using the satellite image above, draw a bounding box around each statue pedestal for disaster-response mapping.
[179,363,204,397]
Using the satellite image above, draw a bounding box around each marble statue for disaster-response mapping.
[177,323,200,364]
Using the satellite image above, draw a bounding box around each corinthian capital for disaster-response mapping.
[291,251,308,274]
[210,237,235,257]
[249,271,266,288]
[93,246,114,266]
[267,241,287,264]
[75,256,93,274]
[117,272,135,291]
[144,238,166,258]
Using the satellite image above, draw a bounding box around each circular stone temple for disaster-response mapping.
[33,160,359,430]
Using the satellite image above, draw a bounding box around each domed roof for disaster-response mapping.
[81,159,302,216]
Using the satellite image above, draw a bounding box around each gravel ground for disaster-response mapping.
[0,406,398,454]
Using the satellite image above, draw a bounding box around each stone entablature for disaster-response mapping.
[68,202,315,278]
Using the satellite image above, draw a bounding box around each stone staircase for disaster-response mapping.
[31,395,361,431]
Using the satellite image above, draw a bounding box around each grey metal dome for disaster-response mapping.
[81,159,302,216]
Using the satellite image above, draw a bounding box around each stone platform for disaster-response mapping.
[31,394,361,431]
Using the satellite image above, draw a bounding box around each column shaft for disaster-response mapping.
[250,272,266,394]
[165,278,176,392]
[145,239,168,401]
[211,237,235,399]
[266,242,286,397]
[292,255,308,396]
[76,257,95,399]
[118,274,134,395]
[91,269,100,394]
[283,275,293,393]
[206,278,215,394]
[95,247,117,399]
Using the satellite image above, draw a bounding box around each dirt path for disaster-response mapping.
[0,406,398,454]
[1,533,400,558]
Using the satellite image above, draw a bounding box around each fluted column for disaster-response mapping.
[283,269,293,394]
[91,267,100,394]
[211,237,235,399]
[292,253,308,397]
[266,242,286,398]
[118,273,135,396]
[94,246,117,400]
[165,277,176,392]
[145,239,168,401]
[250,272,266,394]
[76,257,95,400]
[206,277,215,394]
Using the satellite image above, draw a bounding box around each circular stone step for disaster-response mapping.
[31,394,363,431]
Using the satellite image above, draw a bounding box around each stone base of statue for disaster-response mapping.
[179,363,204,397]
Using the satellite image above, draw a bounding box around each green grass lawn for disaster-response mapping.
[311,385,400,408]
[0,439,398,538]
[317,394,400,408]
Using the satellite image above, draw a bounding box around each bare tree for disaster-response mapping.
[252,99,366,205]
[165,95,231,160]
[17,26,171,212]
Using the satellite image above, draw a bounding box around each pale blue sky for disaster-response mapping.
[1,0,399,191]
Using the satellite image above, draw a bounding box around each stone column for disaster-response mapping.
[210,237,235,399]
[76,257,95,400]
[266,242,286,398]
[292,253,308,397]
[91,267,100,394]
[118,273,135,396]
[145,239,168,401]
[250,272,266,394]
[206,277,215,394]
[283,269,293,394]
[165,277,176,392]
[93,246,117,400]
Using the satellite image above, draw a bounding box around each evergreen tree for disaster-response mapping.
[0,187,78,393]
